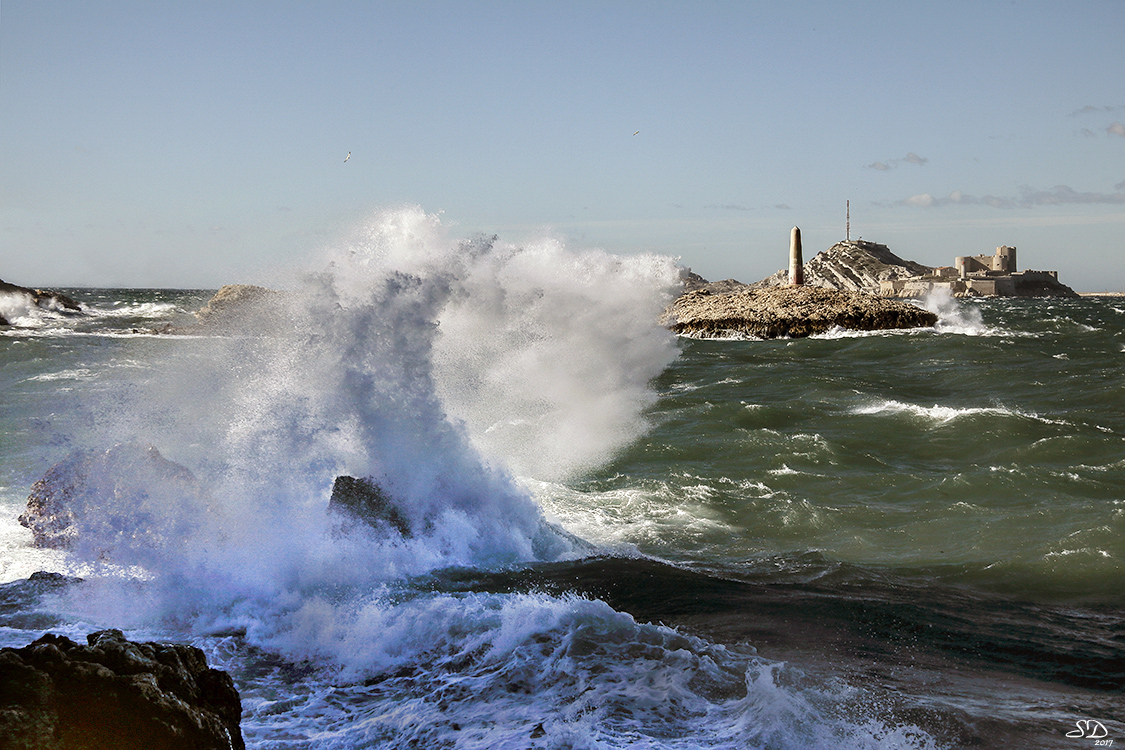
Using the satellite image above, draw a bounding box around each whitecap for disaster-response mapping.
[851,399,1069,427]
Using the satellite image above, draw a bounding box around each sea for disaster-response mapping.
[1,207,1121,750]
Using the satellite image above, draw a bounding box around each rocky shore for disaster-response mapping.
[0,628,243,750]
[664,284,937,339]
[0,278,82,325]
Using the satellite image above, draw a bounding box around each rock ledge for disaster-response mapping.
[665,285,937,339]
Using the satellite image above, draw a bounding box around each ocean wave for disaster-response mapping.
[851,399,1069,427]
[212,590,944,750]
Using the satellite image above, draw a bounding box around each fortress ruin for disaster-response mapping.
[880,245,1073,298]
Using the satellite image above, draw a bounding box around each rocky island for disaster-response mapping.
[665,284,937,339]
[667,228,938,339]
[750,238,1077,298]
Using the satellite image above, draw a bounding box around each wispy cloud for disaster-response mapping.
[1069,104,1125,117]
[1108,122,1125,137]
[897,184,1125,209]
[867,152,928,171]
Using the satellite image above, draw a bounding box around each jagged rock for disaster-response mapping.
[0,279,82,325]
[664,285,937,339]
[18,445,211,554]
[751,240,932,294]
[328,475,413,537]
[0,629,243,750]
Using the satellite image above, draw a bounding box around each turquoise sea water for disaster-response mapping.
[1,219,1122,749]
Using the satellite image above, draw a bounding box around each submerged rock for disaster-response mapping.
[664,285,937,339]
[328,475,413,537]
[0,629,243,750]
[18,444,211,553]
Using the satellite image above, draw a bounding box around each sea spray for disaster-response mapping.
[922,287,986,334]
[53,206,681,640]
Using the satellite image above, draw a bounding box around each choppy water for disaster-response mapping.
[1,208,1122,749]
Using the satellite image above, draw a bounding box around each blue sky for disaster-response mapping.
[2,1,1123,290]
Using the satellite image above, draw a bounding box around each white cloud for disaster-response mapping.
[1108,122,1125,137]
[896,184,1125,209]
[867,153,928,171]
[903,193,935,207]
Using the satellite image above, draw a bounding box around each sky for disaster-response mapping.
[2,0,1123,291]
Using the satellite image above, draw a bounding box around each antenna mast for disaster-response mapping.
[846,200,850,241]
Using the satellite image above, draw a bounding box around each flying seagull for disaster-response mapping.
[344,152,351,163]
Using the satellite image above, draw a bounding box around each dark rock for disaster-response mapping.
[0,278,83,323]
[0,629,243,750]
[328,475,412,537]
[18,444,211,554]
[664,285,937,339]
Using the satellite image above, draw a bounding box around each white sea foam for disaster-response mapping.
[0,292,62,328]
[921,288,991,335]
[852,398,1069,427]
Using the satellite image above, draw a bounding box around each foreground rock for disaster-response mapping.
[0,278,82,325]
[0,629,243,750]
[665,285,937,339]
[18,444,210,554]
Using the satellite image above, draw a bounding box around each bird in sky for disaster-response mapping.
[344,152,351,163]
[633,131,640,136]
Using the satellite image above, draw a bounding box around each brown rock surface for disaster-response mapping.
[664,285,937,339]
[193,284,279,330]
[0,629,243,750]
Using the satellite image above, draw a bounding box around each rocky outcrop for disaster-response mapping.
[18,444,210,554]
[0,629,243,750]
[191,284,281,333]
[328,475,412,537]
[751,240,932,294]
[664,285,937,339]
[0,279,82,325]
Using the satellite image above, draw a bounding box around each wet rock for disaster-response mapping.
[328,475,413,537]
[18,444,211,555]
[0,278,83,324]
[664,285,937,339]
[0,629,243,750]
